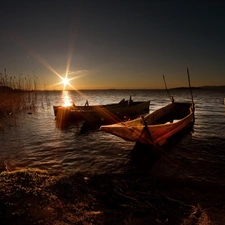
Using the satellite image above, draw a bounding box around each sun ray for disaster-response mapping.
[9,27,91,98]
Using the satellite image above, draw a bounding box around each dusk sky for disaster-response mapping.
[1,0,225,90]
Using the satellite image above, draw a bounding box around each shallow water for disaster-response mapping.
[1,88,225,184]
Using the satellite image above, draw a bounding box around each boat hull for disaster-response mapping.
[80,101,150,124]
[53,100,129,117]
[54,100,150,125]
[100,102,194,146]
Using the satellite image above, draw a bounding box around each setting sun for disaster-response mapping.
[62,78,69,85]
[61,76,73,90]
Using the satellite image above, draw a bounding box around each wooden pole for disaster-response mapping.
[141,116,154,145]
[187,68,194,108]
[162,74,172,102]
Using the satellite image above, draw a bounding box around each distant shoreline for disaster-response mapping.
[1,85,225,92]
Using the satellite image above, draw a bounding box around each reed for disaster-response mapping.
[0,68,50,117]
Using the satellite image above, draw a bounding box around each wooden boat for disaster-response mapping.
[100,101,195,146]
[53,98,129,117]
[54,98,150,125]
[79,100,150,124]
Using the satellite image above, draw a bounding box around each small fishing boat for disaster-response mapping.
[54,97,150,125]
[53,98,129,117]
[100,101,195,146]
[80,100,150,124]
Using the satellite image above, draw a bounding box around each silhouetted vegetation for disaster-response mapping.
[0,68,39,91]
[0,68,50,117]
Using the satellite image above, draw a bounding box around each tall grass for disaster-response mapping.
[0,69,40,91]
[0,68,49,117]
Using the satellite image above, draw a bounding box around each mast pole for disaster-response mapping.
[163,75,173,102]
[187,67,194,109]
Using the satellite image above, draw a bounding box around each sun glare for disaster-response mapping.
[62,78,69,85]
[60,76,73,90]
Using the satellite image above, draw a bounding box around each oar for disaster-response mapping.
[162,74,173,102]
[187,68,194,108]
[140,117,186,168]
[141,116,154,145]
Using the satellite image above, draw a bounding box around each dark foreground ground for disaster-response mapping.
[0,162,225,225]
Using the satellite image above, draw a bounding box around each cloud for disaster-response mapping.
[68,70,88,75]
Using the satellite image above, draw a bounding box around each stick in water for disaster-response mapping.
[162,74,172,101]
[187,68,194,109]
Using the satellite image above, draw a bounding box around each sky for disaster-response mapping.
[0,0,225,90]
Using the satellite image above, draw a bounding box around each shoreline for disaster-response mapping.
[0,168,225,225]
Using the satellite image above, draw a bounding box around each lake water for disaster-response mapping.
[0,88,225,184]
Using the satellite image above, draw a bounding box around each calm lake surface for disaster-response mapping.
[1,89,225,184]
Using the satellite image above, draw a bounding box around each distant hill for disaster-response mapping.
[170,85,225,90]
[198,85,225,90]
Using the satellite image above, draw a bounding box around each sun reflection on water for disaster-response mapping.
[61,91,73,107]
